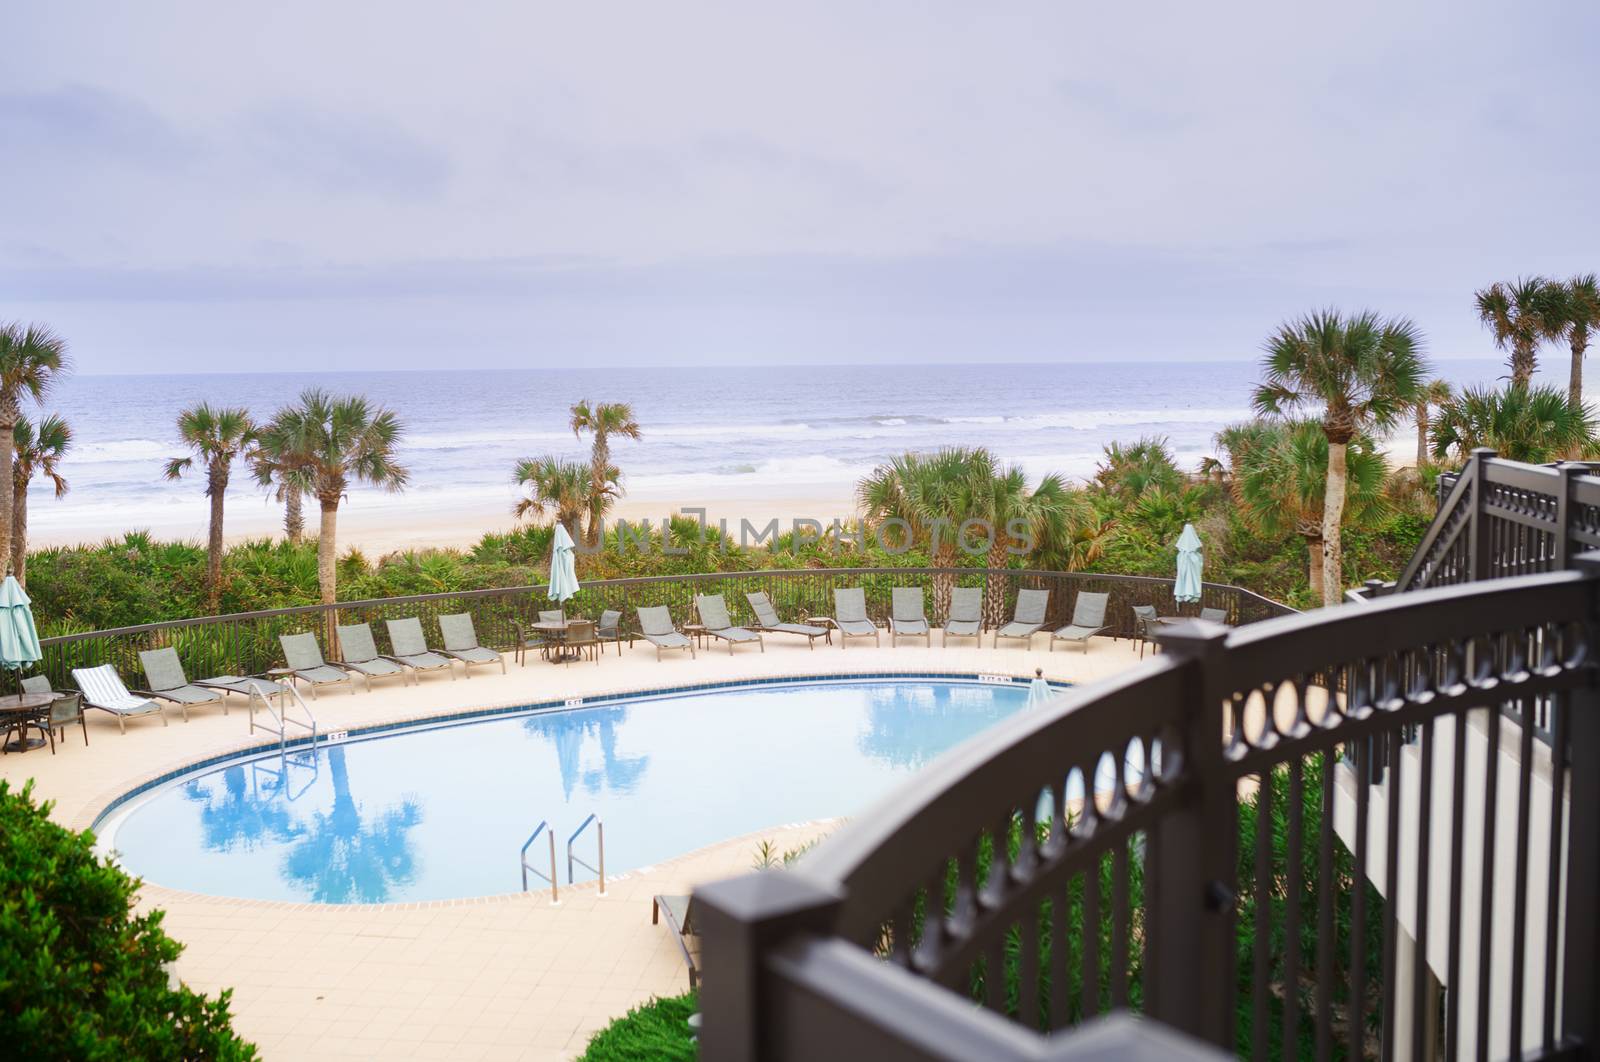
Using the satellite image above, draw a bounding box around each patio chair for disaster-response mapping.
[538,609,566,624]
[994,589,1050,648]
[562,619,601,666]
[21,674,85,751]
[744,591,830,648]
[336,623,412,689]
[888,587,931,647]
[385,617,458,681]
[136,647,228,719]
[1130,604,1159,658]
[694,594,764,654]
[513,621,544,667]
[1199,607,1230,626]
[815,587,881,649]
[1050,592,1112,653]
[279,632,358,697]
[942,586,983,647]
[70,665,168,733]
[652,894,700,988]
[438,613,507,675]
[595,609,628,656]
[637,606,695,661]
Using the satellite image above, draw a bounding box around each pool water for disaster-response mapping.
[98,679,1036,904]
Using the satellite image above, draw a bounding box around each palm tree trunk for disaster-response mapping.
[1321,439,1348,607]
[11,478,27,587]
[1572,331,1589,409]
[206,466,228,612]
[284,486,305,544]
[983,540,1010,628]
[587,433,610,548]
[317,496,339,606]
[1415,406,1428,468]
[1512,342,1536,389]
[0,399,18,578]
[1304,534,1323,598]
[931,545,956,621]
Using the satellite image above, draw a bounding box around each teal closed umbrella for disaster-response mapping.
[1174,523,1204,606]
[0,576,43,699]
[548,524,581,604]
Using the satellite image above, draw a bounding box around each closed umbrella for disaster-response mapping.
[547,524,581,604]
[1173,523,1204,606]
[0,575,43,702]
[1025,668,1053,710]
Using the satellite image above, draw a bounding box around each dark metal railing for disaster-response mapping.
[696,561,1600,1061]
[34,567,1294,688]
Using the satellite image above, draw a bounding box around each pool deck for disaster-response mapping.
[1,633,1150,1060]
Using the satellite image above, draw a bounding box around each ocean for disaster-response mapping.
[32,359,1508,546]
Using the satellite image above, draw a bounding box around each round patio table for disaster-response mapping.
[529,620,575,663]
[1,692,57,753]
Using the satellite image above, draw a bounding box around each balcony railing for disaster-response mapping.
[695,560,1600,1060]
[34,566,1293,688]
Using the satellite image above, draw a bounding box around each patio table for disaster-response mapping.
[0,692,56,753]
[529,620,578,663]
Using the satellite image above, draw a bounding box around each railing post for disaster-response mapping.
[1555,462,1579,570]
[1467,448,1495,581]
[1147,619,1235,1048]
[696,870,844,1062]
[1561,552,1600,1052]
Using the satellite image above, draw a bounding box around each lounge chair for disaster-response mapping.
[637,606,695,660]
[385,617,458,681]
[652,894,699,988]
[71,665,168,733]
[745,591,830,648]
[817,588,881,649]
[1199,607,1230,626]
[336,623,412,689]
[136,647,228,719]
[21,675,86,749]
[279,632,357,697]
[595,609,628,656]
[438,613,506,675]
[1050,592,1112,653]
[994,589,1050,648]
[942,586,983,647]
[888,587,931,647]
[694,594,764,654]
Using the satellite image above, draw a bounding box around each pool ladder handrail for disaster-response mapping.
[567,813,606,895]
[245,680,318,752]
[520,821,560,904]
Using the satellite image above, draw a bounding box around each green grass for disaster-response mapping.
[579,991,697,1061]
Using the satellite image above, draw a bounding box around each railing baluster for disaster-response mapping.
[1350,736,1370,1062]
[1380,716,1403,1061]
[1252,768,1272,1062]
[1542,682,1570,1053]
[1315,749,1335,1062]
[1283,758,1303,1058]
[1080,857,1100,1019]
[1110,840,1129,1010]
[1476,703,1501,1062]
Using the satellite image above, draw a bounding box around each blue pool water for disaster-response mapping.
[98,679,1034,904]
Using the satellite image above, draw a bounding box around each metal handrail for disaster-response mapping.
[520,821,559,904]
[244,680,318,751]
[567,813,606,895]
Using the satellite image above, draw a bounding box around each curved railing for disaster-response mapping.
[34,566,1293,687]
[696,565,1600,1061]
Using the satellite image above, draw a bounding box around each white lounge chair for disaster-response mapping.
[889,587,931,647]
[1050,592,1112,653]
[71,664,167,733]
[694,594,764,654]
[438,613,506,676]
[994,589,1050,649]
[279,632,357,697]
[638,606,695,660]
[817,588,880,649]
[942,586,983,647]
[385,617,458,681]
[745,591,830,648]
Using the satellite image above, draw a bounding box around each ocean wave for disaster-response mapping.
[73,438,172,463]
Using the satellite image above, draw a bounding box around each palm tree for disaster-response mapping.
[1412,378,1453,468]
[250,415,308,544]
[271,390,408,605]
[1228,421,1389,594]
[569,400,642,547]
[10,413,71,585]
[1253,309,1426,606]
[0,323,70,577]
[1093,436,1183,500]
[513,455,592,539]
[1430,384,1595,464]
[1475,277,1562,387]
[858,448,988,616]
[1552,274,1600,407]
[969,460,1080,625]
[165,403,256,611]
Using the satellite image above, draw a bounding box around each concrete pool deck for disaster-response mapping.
[1,633,1149,1059]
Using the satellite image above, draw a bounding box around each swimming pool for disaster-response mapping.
[96,677,1043,904]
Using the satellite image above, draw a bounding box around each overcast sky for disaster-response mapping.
[4,1,1596,374]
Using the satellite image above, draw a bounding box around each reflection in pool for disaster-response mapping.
[100,679,1036,903]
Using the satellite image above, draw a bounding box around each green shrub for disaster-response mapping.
[0,781,257,1060]
[579,991,697,1061]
